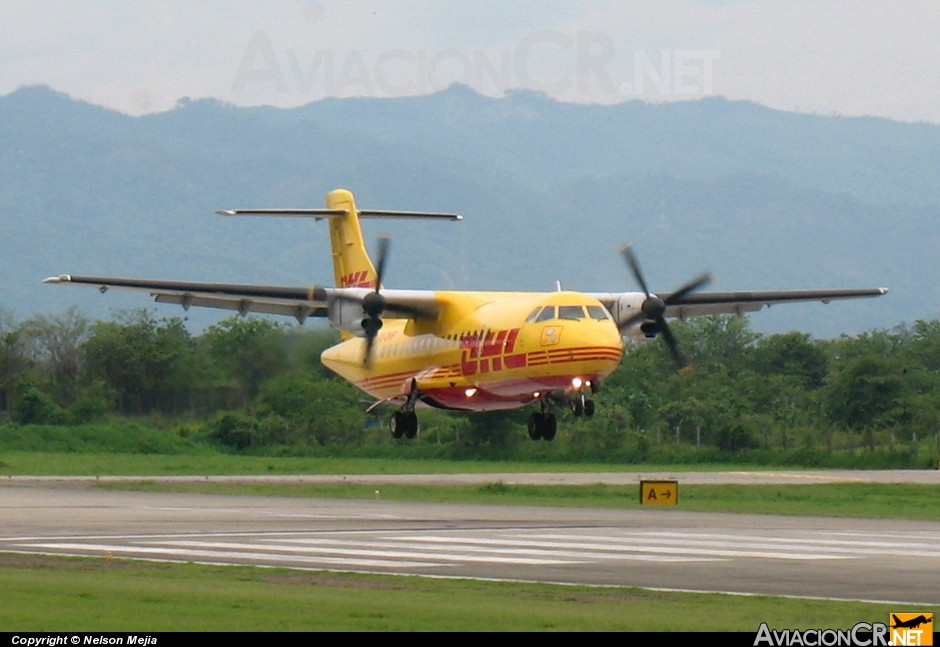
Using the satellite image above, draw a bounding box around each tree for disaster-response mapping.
[201,316,288,409]
[256,372,365,446]
[0,307,32,417]
[750,332,828,389]
[681,315,760,371]
[22,305,90,404]
[825,354,905,432]
[83,309,197,414]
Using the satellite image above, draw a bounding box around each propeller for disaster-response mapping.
[619,245,712,369]
[335,233,438,368]
[360,234,390,367]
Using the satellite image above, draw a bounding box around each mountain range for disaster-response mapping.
[2,83,937,338]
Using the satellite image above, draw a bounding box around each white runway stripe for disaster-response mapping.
[260,537,719,563]
[158,539,587,565]
[599,530,940,557]
[24,542,442,569]
[393,534,852,560]
[18,522,926,571]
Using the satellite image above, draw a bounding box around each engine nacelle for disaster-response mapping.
[609,292,652,341]
[328,295,369,337]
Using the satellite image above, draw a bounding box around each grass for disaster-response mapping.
[0,555,905,632]
[0,450,719,475]
[91,480,940,521]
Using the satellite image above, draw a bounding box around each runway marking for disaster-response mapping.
[2,529,724,569]
[6,525,939,573]
[517,531,940,559]
[256,537,716,563]
[158,539,587,565]
[22,542,443,569]
[394,534,851,560]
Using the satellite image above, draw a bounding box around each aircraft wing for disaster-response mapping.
[42,275,441,323]
[659,287,888,317]
[593,287,888,322]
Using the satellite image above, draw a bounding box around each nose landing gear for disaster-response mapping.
[571,380,597,418]
[571,392,596,418]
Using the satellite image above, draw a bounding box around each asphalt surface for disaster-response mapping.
[1,470,939,605]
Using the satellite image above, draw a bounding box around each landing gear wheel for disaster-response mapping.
[390,411,405,439]
[403,411,419,439]
[527,412,544,440]
[572,398,584,417]
[584,399,595,417]
[542,413,557,441]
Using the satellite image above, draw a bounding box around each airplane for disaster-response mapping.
[45,188,888,441]
[891,615,931,629]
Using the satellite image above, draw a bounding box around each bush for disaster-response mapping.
[15,382,68,425]
[206,412,259,451]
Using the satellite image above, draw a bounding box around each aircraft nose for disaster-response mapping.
[564,319,624,366]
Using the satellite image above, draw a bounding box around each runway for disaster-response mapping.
[1,472,939,605]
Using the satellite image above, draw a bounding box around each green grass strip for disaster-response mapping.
[96,481,940,521]
[0,555,902,632]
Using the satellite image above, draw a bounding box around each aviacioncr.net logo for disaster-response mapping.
[754,614,934,647]
[754,622,888,646]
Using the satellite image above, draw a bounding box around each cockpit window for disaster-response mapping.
[536,306,556,322]
[525,307,542,323]
[558,305,586,320]
[586,305,610,320]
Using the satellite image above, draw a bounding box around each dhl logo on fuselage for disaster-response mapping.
[340,270,375,288]
[460,328,526,375]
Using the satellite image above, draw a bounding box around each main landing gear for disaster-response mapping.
[390,410,419,439]
[390,379,420,440]
[527,410,557,441]
[527,395,557,441]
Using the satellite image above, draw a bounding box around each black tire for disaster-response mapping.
[390,411,405,439]
[584,399,595,417]
[573,398,584,417]
[404,411,419,439]
[527,412,544,440]
[542,413,557,441]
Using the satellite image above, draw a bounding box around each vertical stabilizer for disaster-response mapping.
[325,189,378,289]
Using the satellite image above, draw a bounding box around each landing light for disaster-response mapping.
[571,377,583,389]
[464,387,477,398]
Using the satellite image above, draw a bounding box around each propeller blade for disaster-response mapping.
[617,244,710,371]
[343,233,439,367]
[664,272,713,305]
[373,233,390,292]
[360,314,383,368]
[363,332,376,368]
[657,318,688,369]
[620,245,650,297]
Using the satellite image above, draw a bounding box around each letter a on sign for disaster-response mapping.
[639,480,679,505]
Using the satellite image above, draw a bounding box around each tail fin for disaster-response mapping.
[217,189,461,290]
[325,189,378,289]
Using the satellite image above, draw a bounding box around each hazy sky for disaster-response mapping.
[2,0,939,123]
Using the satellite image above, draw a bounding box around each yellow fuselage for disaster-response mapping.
[321,290,624,411]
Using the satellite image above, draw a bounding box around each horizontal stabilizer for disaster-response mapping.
[217,209,462,221]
